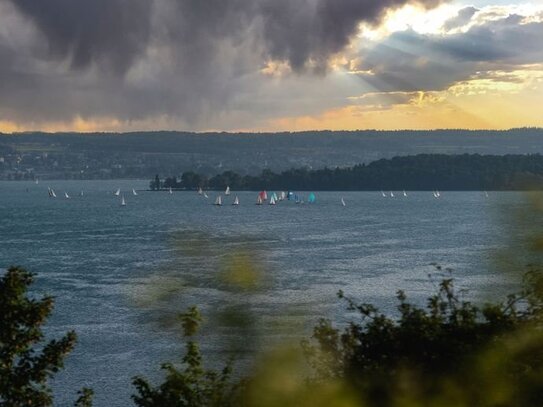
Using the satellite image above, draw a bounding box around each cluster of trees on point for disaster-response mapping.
[151,154,543,191]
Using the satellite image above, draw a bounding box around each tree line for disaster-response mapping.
[151,153,543,191]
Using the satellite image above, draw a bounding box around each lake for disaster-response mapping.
[0,180,531,406]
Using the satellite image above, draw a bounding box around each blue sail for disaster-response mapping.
[308,192,316,203]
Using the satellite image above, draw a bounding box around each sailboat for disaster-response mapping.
[341,197,346,207]
[198,187,203,195]
[114,188,120,196]
[80,191,84,197]
[403,190,408,197]
[390,192,394,198]
[120,195,126,206]
[308,193,316,203]
[484,191,489,198]
[257,191,266,205]
[64,192,70,199]
[225,186,231,195]
[436,191,441,198]
[132,188,138,196]
[381,191,386,197]
[214,196,222,206]
[232,196,240,206]
[203,192,209,199]
[51,188,57,198]
[169,187,173,194]
[269,195,276,205]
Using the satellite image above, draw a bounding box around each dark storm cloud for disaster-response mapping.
[5,0,152,74]
[257,0,441,71]
[0,0,444,127]
[4,0,442,74]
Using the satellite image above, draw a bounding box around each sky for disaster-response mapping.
[0,0,542,133]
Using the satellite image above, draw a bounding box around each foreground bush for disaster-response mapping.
[4,265,543,406]
[0,266,92,406]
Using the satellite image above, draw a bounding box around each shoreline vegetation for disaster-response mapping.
[150,153,543,191]
[4,263,543,406]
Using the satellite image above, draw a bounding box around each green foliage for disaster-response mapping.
[131,306,236,407]
[74,388,94,407]
[0,266,90,406]
[303,268,543,406]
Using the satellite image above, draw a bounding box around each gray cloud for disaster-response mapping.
[0,0,442,127]
[355,14,543,94]
[442,6,478,31]
[7,0,152,75]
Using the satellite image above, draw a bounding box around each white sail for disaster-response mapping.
[256,196,263,205]
[381,191,386,197]
[225,186,231,195]
[341,197,346,207]
[403,190,407,197]
[132,188,138,196]
[121,195,126,206]
[233,196,240,205]
[51,189,57,198]
[484,191,489,198]
[214,195,222,206]
[390,192,394,198]
[269,196,276,205]
[80,191,84,197]
[169,187,173,194]
[64,192,70,199]
[198,187,203,195]
[436,191,441,197]
[114,188,120,196]
[204,192,209,199]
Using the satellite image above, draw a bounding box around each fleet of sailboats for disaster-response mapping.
[40,183,489,209]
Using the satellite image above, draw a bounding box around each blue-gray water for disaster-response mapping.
[0,181,527,406]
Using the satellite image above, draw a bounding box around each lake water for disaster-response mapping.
[0,181,531,406]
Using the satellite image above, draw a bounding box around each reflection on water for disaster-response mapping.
[0,181,525,406]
